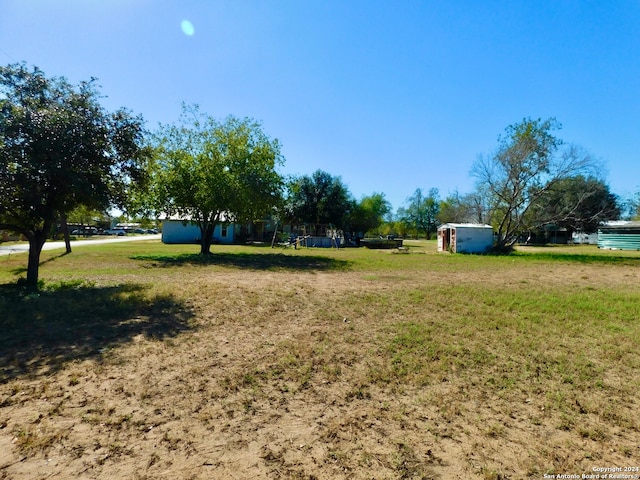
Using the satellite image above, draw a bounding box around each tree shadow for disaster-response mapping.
[6,251,70,276]
[513,251,640,264]
[130,251,352,271]
[0,282,194,383]
[39,250,71,266]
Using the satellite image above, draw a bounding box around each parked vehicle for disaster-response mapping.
[103,229,127,236]
[71,227,98,236]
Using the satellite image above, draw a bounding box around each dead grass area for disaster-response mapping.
[1,242,640,479]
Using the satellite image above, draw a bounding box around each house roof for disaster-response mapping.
[160,212,232,222]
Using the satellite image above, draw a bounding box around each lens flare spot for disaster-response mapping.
[181,20,195,36]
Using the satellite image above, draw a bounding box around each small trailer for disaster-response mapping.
[437,223,493,254]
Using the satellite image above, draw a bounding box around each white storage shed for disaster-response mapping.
[437,223,494,253]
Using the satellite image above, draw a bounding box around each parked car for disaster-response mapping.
[71,227,98,236]
[103,229,127,236]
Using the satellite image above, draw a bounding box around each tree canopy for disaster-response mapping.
[531,175,620,236]
[284,170,352,235]
[437,191,490,225]
[397,188,440,239]
[471,117,599,248]
[0,63,148,286]
[146,105,284,254]
[348,192,391,237]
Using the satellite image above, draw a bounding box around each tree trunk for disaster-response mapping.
[26,230,47,288]
[199,223,215,254]
[61,213,72,254]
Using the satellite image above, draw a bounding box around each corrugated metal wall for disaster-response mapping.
[597,227,640,250]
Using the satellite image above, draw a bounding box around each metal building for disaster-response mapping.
[598,221,640,250]
[437,223,494,253]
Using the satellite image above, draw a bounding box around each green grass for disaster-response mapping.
[513,249,640,264]
[365,285,640,387]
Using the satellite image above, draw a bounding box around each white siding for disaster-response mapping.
[437,223,493,253]
[454,226,493,253]
[161,220,235,244]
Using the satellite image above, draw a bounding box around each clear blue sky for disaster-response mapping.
[2,0,639,212]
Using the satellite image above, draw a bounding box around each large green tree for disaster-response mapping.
[397,188,440,239]
[531,175,620,237]
[147,106,284,254]
[0,63,148,286]
[284,170,352,235]
[471,118,598,248]
[348,192,392,237]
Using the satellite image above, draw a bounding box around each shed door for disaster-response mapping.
[439,229,447,251]
[439,227,457,252]
[439,228,453,252]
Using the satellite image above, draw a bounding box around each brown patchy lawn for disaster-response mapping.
[1,241,639,479]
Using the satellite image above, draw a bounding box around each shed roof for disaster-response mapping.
[598,221,640,231]
[438,223,493,230]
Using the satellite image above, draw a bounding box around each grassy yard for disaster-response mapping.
[1,240,639,479]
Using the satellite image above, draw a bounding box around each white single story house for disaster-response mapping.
[437,223,494,253]
[161,218,236,244]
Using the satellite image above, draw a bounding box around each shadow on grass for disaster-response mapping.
[9,251,70,276]
[0,282,194,383]
[130,251,352,271]
[513,251,640,264]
